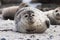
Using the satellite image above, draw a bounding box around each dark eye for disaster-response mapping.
[25,15,28,17]
[32,15,34,16]
[55,10,58,12]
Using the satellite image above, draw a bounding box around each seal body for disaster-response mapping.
[44,7,60,25]
[14,7,50,33]
[2,6,19,20]
[2,3,29,20]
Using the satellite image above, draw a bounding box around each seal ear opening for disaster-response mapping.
[45,20,50,28]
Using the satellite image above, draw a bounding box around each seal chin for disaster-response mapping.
[55,17,60,20]
[26,29,34,32]
[26,28,36,33]
[28,21,34,25]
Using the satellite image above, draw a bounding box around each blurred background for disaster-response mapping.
[0,0,60,11]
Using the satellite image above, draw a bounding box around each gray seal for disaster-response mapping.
[14,7,50,33]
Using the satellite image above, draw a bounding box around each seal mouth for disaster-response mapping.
[28,21,34,24]
[55,17,60,20]
[26,28,36,32]
[55,15,60,20]
[53,14,60,20]
[56,13,60,16]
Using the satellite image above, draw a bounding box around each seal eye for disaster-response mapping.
[32,15,34,16]
[55,10,58,12]
[25,15,28,17]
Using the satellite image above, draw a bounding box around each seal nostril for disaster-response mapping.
[56,13,60,16]
[30,18,32,20]
[29,17,32,20]
[25,15,28,17]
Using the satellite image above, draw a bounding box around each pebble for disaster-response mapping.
[1,38,6,40]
